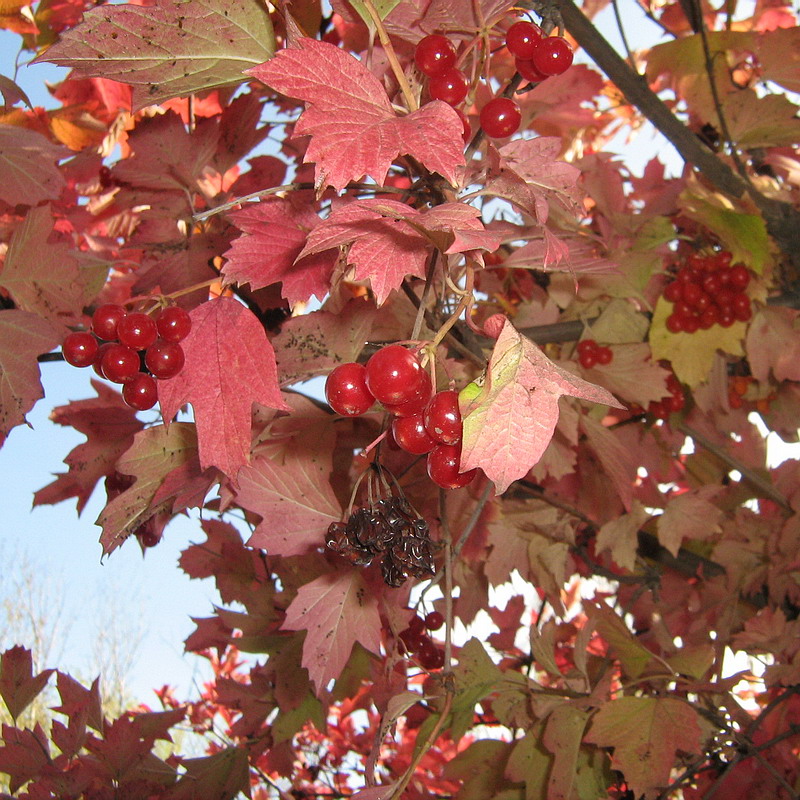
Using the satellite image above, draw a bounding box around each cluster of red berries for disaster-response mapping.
[663,251,752,333]
[576,338,613,369]
[62,304,191,411]
[398,611,445,670]
[506,21,574,83]
[648,372,686,420]
[324,345,477,490]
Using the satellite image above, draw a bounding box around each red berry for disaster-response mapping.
[101,344,140,383]
[676,266,695,283]
[123,372,158,411]
[681,282,702,306]
[145,340,185,380]
[427,443,477,489]
[699,306,719,329]
[576,339,597,357]
[418,641,445,670]
[665,392,685,413]
[579,349,598,368]
[693,290,712,311]
[399,627,426,654]
[156,306,192,342]
[530,36,574,76]
[429,68,469,106]
[674,300,692,319]
[454,108,472,143]
[325,363,375,416]
[729,264,750,290]
[715,288,734,309]
[424,390,462,445]
[415,34,457,77]
[117,312,157,350]
[596,346,613,365]
[408,615,426,634]
[515,56,549,83]
[383,370,433,417]
[663,281,683,303]
[713,251,732,269]
[648,400,668,420]
[666,313,685,334]
[479,97,521,138]
[365,345,425,405]
[62,331,98,368]
[424,610,444,630]
[702,274,721,296]
[718,310,735,328]
[92,342,115,378]
[92,304,127,341]
[391,413,436,455]
[682,314,699,334]
[506,20,543,60]
[732,293,751,321]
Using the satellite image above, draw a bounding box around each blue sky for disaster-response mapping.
[0,5,682,706]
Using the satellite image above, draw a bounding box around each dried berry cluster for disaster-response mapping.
[326,496,435,587]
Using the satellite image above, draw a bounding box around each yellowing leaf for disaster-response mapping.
[461,319,622,493]
[649,295,745,387]
[596,501,651,572]
[585,697,702,798]
[656,488,723,557]
[746,307,800,383]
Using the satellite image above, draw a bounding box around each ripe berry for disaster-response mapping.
[577,339,599,369]
[383,370,432,417]
[424,390,462,445]
[454,108,472,143]
[92,304,126,341]
[429,68,469,106]
[122,372,158,411]
[595,346,613,365]
[62,331,98,367]
[101,344,140,384]
[399,627,426,653]
[145,340,185,380]
[92,342,114,378]
[391,413,436,455]
[365,345,425,405]
[408,615,426,634]
[414,34,457,77]
[427,443,477,489]
[663,281,682,303]
[418,641,445,670]
[732,293,751,321]
[666,313,684,334]
[531,37,574,76]
[325,363,375,416]
[506,20,543,60]
[729,264,750,290]
[156,306,192,342]
[117,312,157,350]
[424,610,444,630]
[479,97,521,138]
[515,56,549,83]
[699,306,719,329]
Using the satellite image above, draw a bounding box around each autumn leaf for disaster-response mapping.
[0,125,65,206]
[281,569,382,694]
[299,199,503,304]
[249,38,465,192]
[0,310,61,444]
[0,647,54,721]
[35,0,275,111]
[746,307,800,383]
[221,197,337,305]
[649,295,746,387]
[656,487,723,557]
[96,423,199,554]
[581,343,671,408]
[460,318,622,493]
[167,747,250,800]
[584,697,702,798]
[235,446,342,557]
[34,379,144,514]
[0,205,88,324]
[0,723,51,793]
[157,297,289,479]
[595,501,651,572]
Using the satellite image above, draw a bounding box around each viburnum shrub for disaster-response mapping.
[1,0,800,797]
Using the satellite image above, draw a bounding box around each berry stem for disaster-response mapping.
[362,0,419,112]
[439,489,454,672]
[410,250,440,342]
[430,264,476,351]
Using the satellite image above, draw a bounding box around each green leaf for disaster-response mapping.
[348,0,402,26]
[35,0,275,111]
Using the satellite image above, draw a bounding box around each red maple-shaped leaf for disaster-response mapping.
[300,199,502,304]
[0,646,54,721]
[249,38,465,192]
[235,448,342,557]
[281,569,382,693]
[0,125,66,207]
[158,297,289,479]
[460,318,623,493]
[221,197,337,305]
[0,723,50,793]
[0,309,61,445]
[34,379,144,514]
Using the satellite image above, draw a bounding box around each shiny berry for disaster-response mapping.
[156,306,192,342]
[729,264,750,290]
[424,390,462,445]
[365,345,425,405]
[325,363,375,416]
[596,346,613,365]
[145,340,185,380]
[117,312,157,350]
[429,68,469,106]
[62,331,98,367]
[92,342,114,378]
[92,304,126,341]
[479,97,521,138]
[515,56,549,83]
[415,34,457,77]
[123,373,158,411]
[392,413,437,455]
[101,344,140,383]
[424,611,444,630]
[383,370,433,417]
[506,20,543,60]
[427,443,477,489]
[418,641,445,670]
[530,37,574,76]
[666,314,684,334]
[663,281,682,303]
